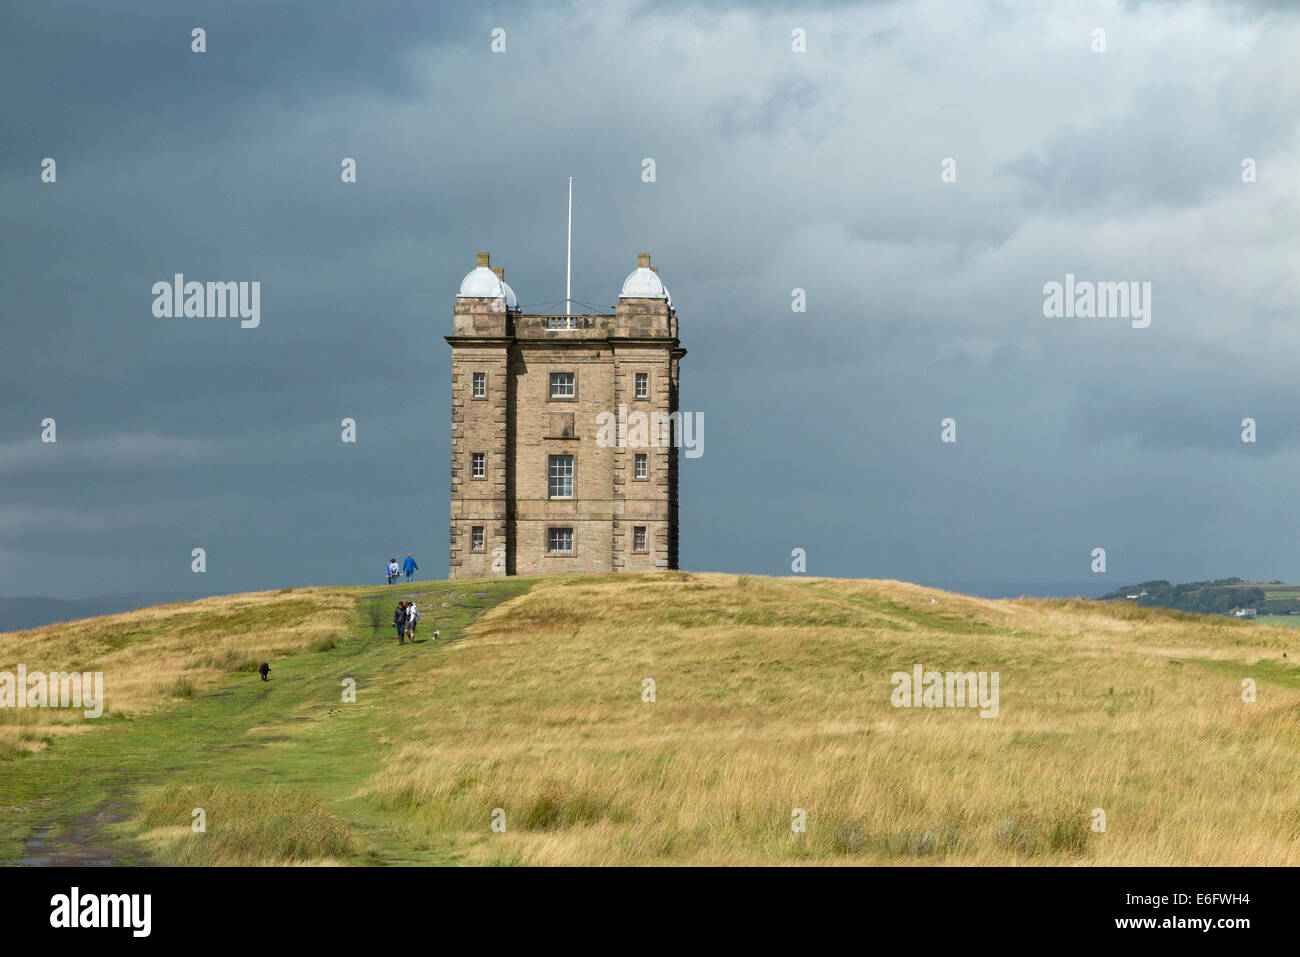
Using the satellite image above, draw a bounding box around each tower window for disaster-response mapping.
[470,526,485,551]
[550,372,576,399]
[471,452,486,478]
[472,371,486,398]
[633,526,648,552]
[634,372,649,399]
[548,454,574,498]
[548,527,574,554]
[634,453,648,479]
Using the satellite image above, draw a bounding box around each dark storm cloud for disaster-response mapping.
[0,2,472,157]
[2,0,1298,599]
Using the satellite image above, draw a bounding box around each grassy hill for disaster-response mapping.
[1,573,1296,866]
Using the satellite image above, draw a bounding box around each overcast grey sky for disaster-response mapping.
[2,0,1298,599]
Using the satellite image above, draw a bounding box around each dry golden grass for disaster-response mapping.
[137,780,357,866]
[6,573,1295,865]
[0,588,353,758]
[362,573,1299,865]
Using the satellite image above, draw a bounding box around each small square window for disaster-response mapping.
[472,371,486,399]
[550,372,575,399]
[633,526,648,553]
[548,527,574,554]
[634,453,648,479]
[548,454,574,498]
[634,372,649,399]
[471,526,485,551]
[471,452,486,478]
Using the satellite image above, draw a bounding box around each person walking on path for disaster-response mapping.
[393,601,408,644]
[405,601,419,642]
[403,553,418,583]
[387,558,399,584]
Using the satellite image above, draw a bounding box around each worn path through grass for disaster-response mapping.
[0,578,531,865]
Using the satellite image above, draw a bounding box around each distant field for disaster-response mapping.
[2,575,1296,866]
[1253,615,1300,629]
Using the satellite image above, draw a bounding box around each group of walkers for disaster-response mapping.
[386,553,418,584]
[383,552,431,645]
[392,600,425,645]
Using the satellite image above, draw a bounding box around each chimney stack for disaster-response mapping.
[492,266,504,280]
[637,252,651,268]
[477,252,491,268]
[649,266,659,275]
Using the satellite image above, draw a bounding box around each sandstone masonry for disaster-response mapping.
[447,252,685,577]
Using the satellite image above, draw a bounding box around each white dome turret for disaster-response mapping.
[619,253,671,306]
[457,253,517,309]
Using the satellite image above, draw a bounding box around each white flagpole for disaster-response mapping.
[566,177,572,316]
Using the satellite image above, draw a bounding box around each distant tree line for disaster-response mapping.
[1100,578,1269,615]
[1262,599,1300,614]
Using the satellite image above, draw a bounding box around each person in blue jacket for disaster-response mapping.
[403,553,418,583]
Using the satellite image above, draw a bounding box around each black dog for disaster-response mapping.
[258,662,270,681]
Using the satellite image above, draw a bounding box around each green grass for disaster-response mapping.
[1183,650,1300,689]
[1251,615,1300,629]
[0,579,531,865]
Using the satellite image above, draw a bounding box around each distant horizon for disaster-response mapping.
[12,571,1298,605]
[8,571,1292,636]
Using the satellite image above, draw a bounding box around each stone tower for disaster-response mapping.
[447,252,684,577]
